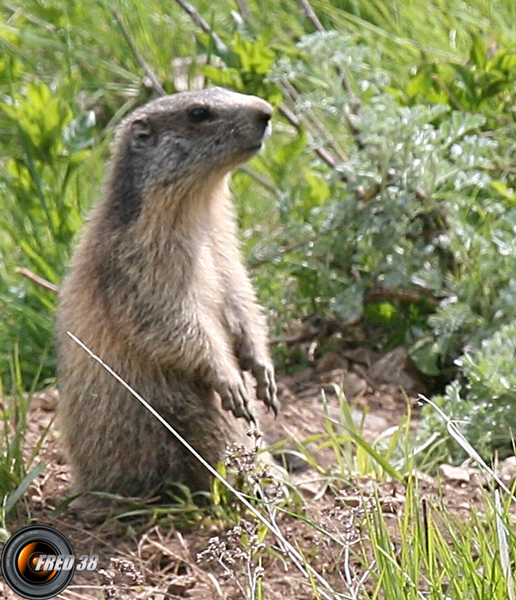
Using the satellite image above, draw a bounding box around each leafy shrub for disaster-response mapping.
[2,0,516,461]
[420,320,516,460]
[0,77,95,383]
[210,27,516,457]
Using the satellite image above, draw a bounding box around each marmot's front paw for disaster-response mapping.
[252,360,279,416]
[214,376,254,423]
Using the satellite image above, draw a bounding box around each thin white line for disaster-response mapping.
[67,331,346,600]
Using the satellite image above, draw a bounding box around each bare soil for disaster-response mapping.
[0,344,504,600]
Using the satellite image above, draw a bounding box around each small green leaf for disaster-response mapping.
[4,462,46,516]
[491,181,516,202]
[410,339,441,376]
[469,33,488,71]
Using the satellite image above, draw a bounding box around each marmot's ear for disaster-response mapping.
[129,118,155,150]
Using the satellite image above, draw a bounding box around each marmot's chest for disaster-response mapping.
[192,240,225,300]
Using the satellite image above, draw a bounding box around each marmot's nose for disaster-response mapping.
[256,109,271,131]
[253,101,273,134]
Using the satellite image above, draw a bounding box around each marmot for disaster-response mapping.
[57,87,278,497]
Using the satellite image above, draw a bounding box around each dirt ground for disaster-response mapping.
[1,336,510,600]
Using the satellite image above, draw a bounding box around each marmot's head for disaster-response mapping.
[105,87,272,225]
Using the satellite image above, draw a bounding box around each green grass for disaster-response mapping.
[2,0,516,388]
[188,385,516,599]
[0,351,48,534]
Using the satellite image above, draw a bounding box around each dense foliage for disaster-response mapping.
[1,0,516,460]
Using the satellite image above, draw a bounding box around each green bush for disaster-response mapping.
[0,77,95,383]
[420,320,516,460]
[1,0,516,461]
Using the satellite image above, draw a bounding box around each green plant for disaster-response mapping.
[2,0,516,470]
[0,74,95,384]
[420,319,516,461]
[0,351,48,531]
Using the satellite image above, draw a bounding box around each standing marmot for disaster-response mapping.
[57,87,278,497]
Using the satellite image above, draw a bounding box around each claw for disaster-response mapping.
[221,394,233,413]
[269,379,279,417]
[271,399,279,418]
[252,361,279,416]
[233,404,245,419]
[216,375,255,423]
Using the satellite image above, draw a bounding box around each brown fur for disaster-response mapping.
[57,87,277,496]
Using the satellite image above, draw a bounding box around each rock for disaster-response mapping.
[368,347,416,390]
[315,351,349,373]
[31,388,59,412]
[166,576,196,596]
[342,347,380,368]
[497,456,516,487]
[343,372,368,399]
[439,464,471,484]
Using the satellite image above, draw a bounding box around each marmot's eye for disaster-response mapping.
[187,107,212,123]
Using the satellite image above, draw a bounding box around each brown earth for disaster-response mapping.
[1,341,511,600]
